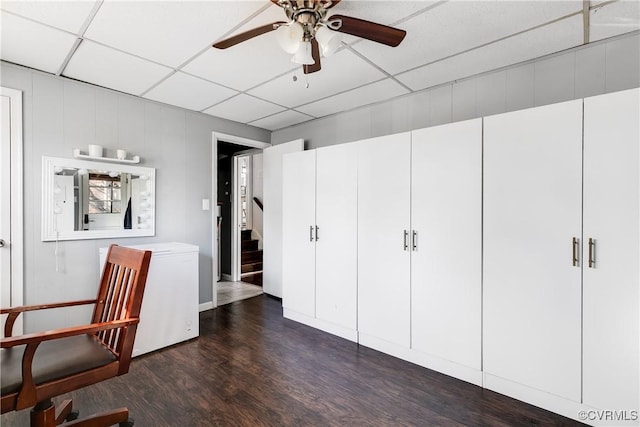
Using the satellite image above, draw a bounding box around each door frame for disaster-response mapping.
[211,132,269,309]
[1,86,24,333]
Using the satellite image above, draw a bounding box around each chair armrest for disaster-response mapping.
[0,318,139,349]
[1,299,97,339]
[0,299,97,314]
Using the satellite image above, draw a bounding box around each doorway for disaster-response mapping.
[0,87,24,336]
[211,133,270,308]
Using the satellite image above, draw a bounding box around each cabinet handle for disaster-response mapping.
[588,238,596,268]
[403,230,409,251]
[310,225,314,242]
[412,230,418,251]
[572,237,579,267]
[315,226,319,241]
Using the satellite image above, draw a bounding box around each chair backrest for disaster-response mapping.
[92,245,152,373]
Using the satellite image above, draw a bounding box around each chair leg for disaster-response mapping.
[62,407,130,427]
[30,399,56,427]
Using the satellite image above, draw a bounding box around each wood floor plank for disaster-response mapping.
[1,295,585,426]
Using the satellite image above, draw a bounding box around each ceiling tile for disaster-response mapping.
[296,78,410,118]
[590,0,640,42]
[0,11,78,74]
[63,40,172,95]
[183,32,297,91]
[204,94,285,123]
[247,49,386,107]
[397,14,583,91]
[352,0,583,75]
[249,109,313,131]
[0,1,98,34]
[144,71,238,112]
[84,1,267,68]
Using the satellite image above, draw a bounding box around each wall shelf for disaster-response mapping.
[73,148,140,164]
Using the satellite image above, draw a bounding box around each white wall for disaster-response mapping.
[272,32,640,148]
[0,62,270,331]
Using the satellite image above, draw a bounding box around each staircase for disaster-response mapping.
[241,229,263,286]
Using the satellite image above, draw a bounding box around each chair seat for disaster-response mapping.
[1,334,116,395]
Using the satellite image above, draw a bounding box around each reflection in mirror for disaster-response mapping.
[42,156,155,241]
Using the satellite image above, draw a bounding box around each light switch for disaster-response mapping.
[202,199,210,211]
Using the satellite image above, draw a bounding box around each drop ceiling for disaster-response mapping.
[1,0,638,131]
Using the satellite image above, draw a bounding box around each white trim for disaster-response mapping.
[283,308,358,343]
[1,87,24,334]
[199,301,214,312]
[211,132,270,310]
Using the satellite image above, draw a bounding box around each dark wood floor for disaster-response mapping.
[2,295,585,426]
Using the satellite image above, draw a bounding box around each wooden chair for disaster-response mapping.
[1,244,152,427]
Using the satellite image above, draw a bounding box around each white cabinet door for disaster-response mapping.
[263,139,304,298]
[411,119,482,370]
[316,143,358,331]
[483,100,583,402]
[357,133,411,348]
[282,150,316,317]
[583,88,639,410]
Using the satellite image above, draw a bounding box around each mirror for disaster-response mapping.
[42,156,155,241]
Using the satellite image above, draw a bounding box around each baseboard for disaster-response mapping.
[199,301,214,312]
[407,349,483,387]
[482,373,639,427]
[283,309,358,343]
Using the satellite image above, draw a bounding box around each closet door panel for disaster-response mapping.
[411,119,482,369]
[315,143,358,330]
[583,88,639,410]
[357,133,411,348]
[483,100,583,401]
[282,150,316,317]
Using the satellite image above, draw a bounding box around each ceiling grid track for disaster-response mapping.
[56,0,104,76]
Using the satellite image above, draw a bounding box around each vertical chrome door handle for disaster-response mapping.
[309,225,314,242]
[403,230,409,251]
[588,238,596,268]
[315,226,319,241]
[412,230,417,251]
[572,237,579,267]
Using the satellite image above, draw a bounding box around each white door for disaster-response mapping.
[315,143,358,331]
[583,88,640,411]
[1,96,11,313]
[411,119,482,369]
[282,150,316,317]
[357,133,411,348]
[262,139,304,298]
[483,100,583,402]
[1,87,23,337]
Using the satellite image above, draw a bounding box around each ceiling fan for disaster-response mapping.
[212,0,407,74]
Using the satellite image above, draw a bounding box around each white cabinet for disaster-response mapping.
[99,242,199,357]
[410,119,482,373]
[282,144,358,340]
[315,144,358,333]
[483,100,583,402]
[583,88,639,412]
[357,133,411,349]
[282,150,316,318]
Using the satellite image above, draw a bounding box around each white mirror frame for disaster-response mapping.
[41,156,156,241]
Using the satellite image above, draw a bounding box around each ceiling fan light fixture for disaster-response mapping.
[315,26,341,56]
[292,40,315,65]
[276,22,303,54]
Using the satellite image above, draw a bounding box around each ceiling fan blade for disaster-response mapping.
[213,21,286,49]
[328,15,406,47]
[304,39,321,74]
